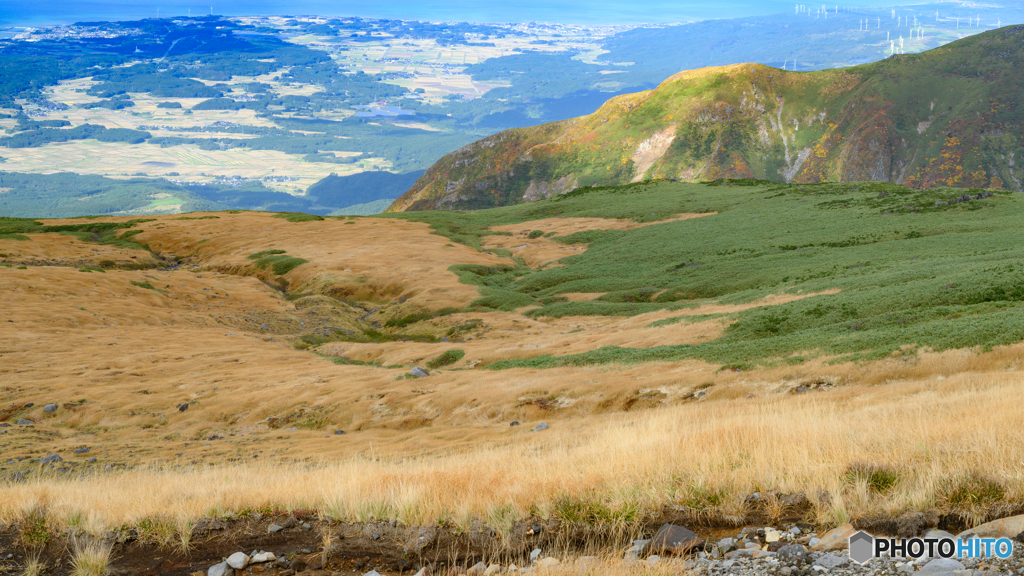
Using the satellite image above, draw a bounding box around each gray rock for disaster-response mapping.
[919,559,965,575]
[745,541,760,549]
[74,447,90,455]
[722,560,737,568]
[261,324,268,330]
[808,537,821,547]
[249,549,274,561]
[646,555,660,564]
[43,403,58,414]
[897,564,916,574]
[718,537,736,552]
[17,419,33,425]
[226,552,249,569]
[777,544,808,562]
[530,548,542,563]
[533,422,549,431]
[649,523,701,554]
[40,453,63,465]
[814,554,849,569]
[268,523,283,533]
[207,562,231,576]
[363,571,382,576]
[409,367,429,378]
[790,526,802,535]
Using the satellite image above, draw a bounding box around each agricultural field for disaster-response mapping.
[0,141,360,192]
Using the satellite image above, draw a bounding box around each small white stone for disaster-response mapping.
[226,552,249,570]
[250,552,275,563]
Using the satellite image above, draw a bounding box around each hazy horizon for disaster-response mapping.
[0,0,977,27]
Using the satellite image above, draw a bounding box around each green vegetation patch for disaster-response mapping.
[0,217,155,252]
[387,179,1024,369]
[273,212,325,223]
[426,349,465,369]
[248,249,287,260]
[253,254,309,276]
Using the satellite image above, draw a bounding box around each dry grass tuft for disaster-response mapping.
[69,536,113,576]
[19,554,44,576]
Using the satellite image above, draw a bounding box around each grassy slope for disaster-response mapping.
[391,26,1024,211]
[392,179,1024,369]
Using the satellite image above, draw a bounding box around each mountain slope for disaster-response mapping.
[390,26,1024,211]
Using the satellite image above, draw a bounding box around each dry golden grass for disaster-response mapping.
[3,351,1024,535]
[481,214,715,268]
[68,536,112,576]
[3,211,1024,544]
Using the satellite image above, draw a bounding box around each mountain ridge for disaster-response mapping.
[389,25,1024,211]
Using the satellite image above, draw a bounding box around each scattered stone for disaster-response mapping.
[896,563,916,573]
[649,523,702,555]
[533,422,549,431]
[466,561,487,575]
[17,418,33,425]
[334,430,346,435]
[409,366,430,378]
[363,571,382,576]
[646,555,661,564]
[530,549,542,563]
[765,528,782,543]
[811,523,856,551]
[510,421,520,427]
[226,552,249,570]
[40,453,63,465]
[718,538,736,553]
[207,562,231,576]
[74,447,90,455]
[268,524,284,533]
[918,558,965,575]
[814,553,849,569]
[790,526,802,535]
[777,544,808,562]
[483,564,501,576]
[44,403,58,414]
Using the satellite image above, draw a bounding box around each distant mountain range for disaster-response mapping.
[390,26,1024,211]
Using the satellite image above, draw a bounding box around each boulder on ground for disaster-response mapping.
[810,523,856,551]
[649,523,703,555]
[207,562,231,576]
[956,514,1024,540]
[226,552,249,570]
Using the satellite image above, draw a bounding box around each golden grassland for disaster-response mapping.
[1,211,1023,543]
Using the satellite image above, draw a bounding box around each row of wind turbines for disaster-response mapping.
[787,4,1007,62]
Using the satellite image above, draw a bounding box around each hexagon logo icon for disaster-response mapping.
[849,530,875,565]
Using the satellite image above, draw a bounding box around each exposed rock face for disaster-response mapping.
[523,174,578,202]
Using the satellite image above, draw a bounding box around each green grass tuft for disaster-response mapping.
[273,212,325,223]
[426,349,465,369]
